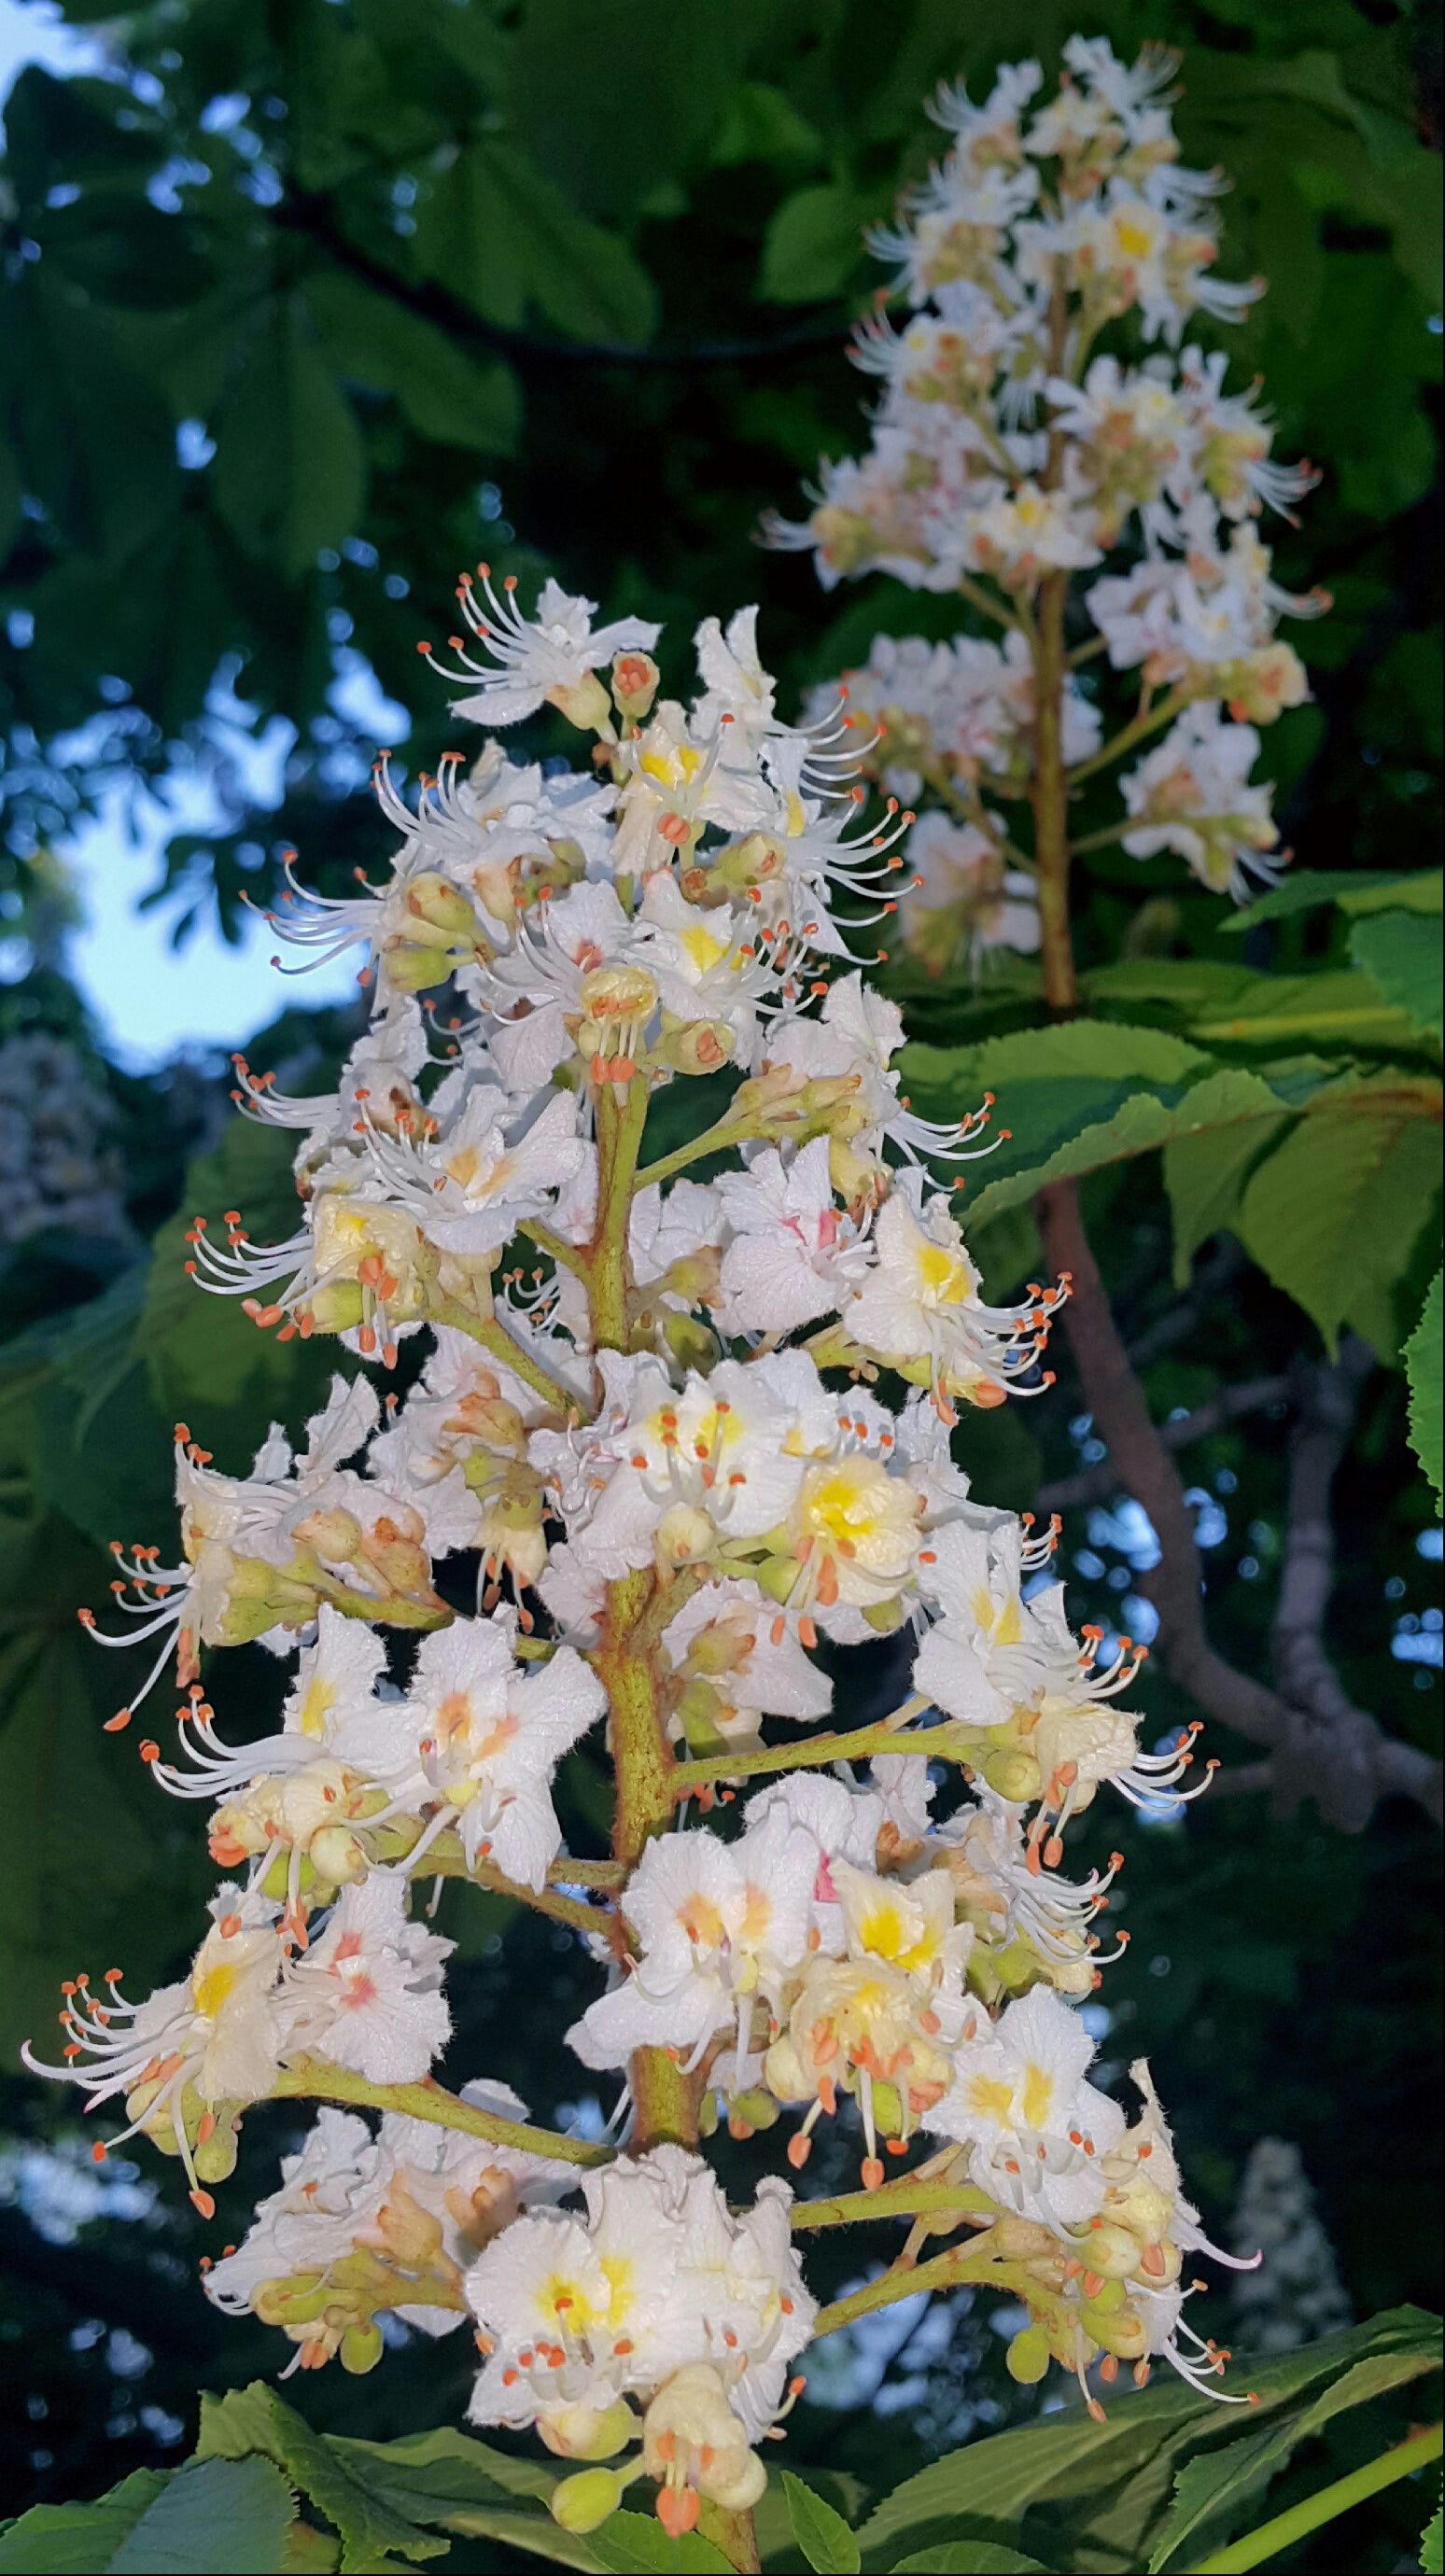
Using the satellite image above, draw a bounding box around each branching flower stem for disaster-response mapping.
[591,1073,698,2153]
[668,1701,973,1797]
[433,1298,580,1412]
[272,2055,614,2168]
[791,2176,999,2232]
[813,2243,1065,2340]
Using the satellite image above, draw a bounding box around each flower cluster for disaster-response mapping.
[0,1030,130,1247]
[30,522,1253,2527]
[777,38,1325,969]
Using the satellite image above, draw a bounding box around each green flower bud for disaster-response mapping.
[1006,2325,1052,2385]
[549,2467,625,2534]
[340,2321,386,2375]
[981,1748,1041,1802]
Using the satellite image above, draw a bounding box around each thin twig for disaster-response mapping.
[1036,1179,1441,1828]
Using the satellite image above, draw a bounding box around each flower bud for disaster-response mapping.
[193,2114,241,2186]
[981,1748,1041,1803]
[655,1019,736,1077]
[660,1312,720,1375]
[292,1507,363,1565]
[310,1824,370,1887]
[538,2399,637,2461]
[610,651,660,721]
[339,2320,386,2374]
[253,2272,331,2327]
[402,872,484,942]
[1006,2324,1051,2384]
[1082,2301,1149,2359]
[653,1502,716,1568]
[713,833,785,892]
[550,2467,627,2534]
[547,671,614,735]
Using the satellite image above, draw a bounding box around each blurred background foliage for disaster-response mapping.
[0,0,1440,2564]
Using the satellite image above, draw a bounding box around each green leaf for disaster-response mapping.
[1236,1109,1441,1356]
[212,297,366,579]
[1148,2349,1444,2569]
[1143,2359,1432,2576]
[712,81,824,170]
[108,2457,298,2574]
[0,2471,172,2573]
[1420,2475,1443,2575]
[304,269,520,453]
[1164,1115,1289,1284]
[903,1022,1298,1224]
[322,2426,600,2571]
[196,2385,450,2569]
[415,140,657,344]
[584,2511,732,2572]
[1081,957,1432,1057]
[853,2308,1442,2571]
[783,2470,862,2573]
[1406,1271,1444,1508]
[507,0,749,220]
[1225,869,1442,931]
[1350,911,1445,1043]
[888,2553,1047,2574]
[0,2459,297,2575]
[759,184,883,301]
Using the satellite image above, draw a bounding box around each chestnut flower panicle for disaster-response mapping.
[780,37,1325,974]
[35,110,1268,2528]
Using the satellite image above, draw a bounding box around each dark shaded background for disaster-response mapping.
[0,1,1439,2562]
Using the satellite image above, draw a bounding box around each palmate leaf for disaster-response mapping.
[1350,911,1445,1045]
[1406,1271,1444,1510]
[0,2457,297,2575]
[586,2513,731,2572]
[1226,868,1443,933]
[1234,1106,1441,1359]
[887,2553,1047,2574]
[783,2471,862,2573]
[212,296,367,580]
[304,268,521,454]
[901,1021,1312,1225]
[196,2389,608,2573]
[1144,2349,1445,2570]
[850,2307,1441,2574]
[413,138,657,344]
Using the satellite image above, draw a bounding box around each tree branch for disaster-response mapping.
[1035,1179,1442,1829]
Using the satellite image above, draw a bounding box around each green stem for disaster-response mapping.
[1068,819,1132,858]
[1067,686,1187,789]
[792,2177,999,2232]
[432,1299,579,1413]
[669,1706,974,1797]
[699,2499,763,2574]
[591,1076,651,1348]
[367,1821,611,1933]
[587,1081,694,2150]
[1195,2423,1443,2575]
[813,2246,1058,2339]
[600,1568,693,2146]
[956,571,1019,632]
[273,2055,613,2167]
[634,1114,758,1196]
[517,1215,589,1281]
[313,1578,452,1634]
